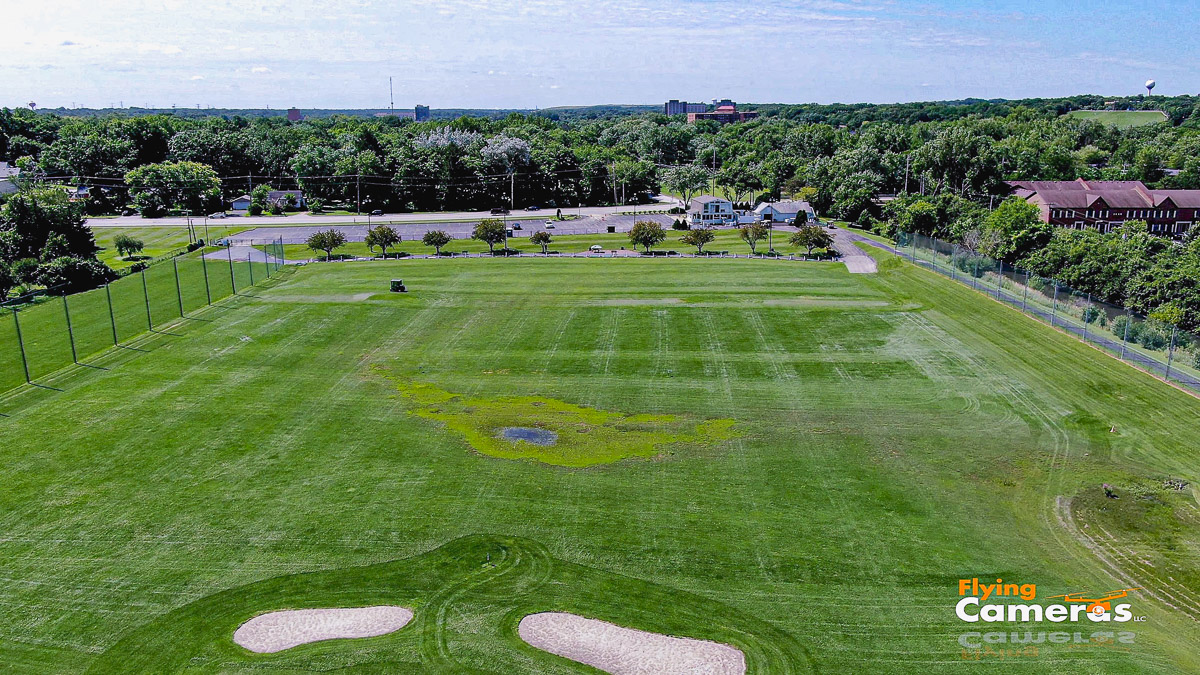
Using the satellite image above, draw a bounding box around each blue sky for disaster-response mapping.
[2,0,1195,109]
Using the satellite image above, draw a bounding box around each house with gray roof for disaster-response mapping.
[753,200,816,224]
[687,195,735,226]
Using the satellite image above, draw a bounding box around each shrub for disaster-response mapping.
[671,219,688,230]
[248,204,264,216]
[35,256,118,294]
[11,257,40,284]
[1082,306,1104,324]
[668,206,685,215]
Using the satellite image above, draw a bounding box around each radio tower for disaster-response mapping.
[389,77,394,112]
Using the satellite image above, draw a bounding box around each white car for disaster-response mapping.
[589,245,603,252]
[544,220,555,229]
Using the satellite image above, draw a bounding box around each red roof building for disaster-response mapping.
[1009,178,1200,238]
[687,102,758,124]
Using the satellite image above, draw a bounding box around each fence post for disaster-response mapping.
[12,309,30,383]
[996,259,1004,299]
[63,295,78,364]
[141,269,153,331]
[106,283,118,346]
[1120,310,1131,360]
[1083,294,1091,342]
[950,247,957,281]
[1021,275,1029,312]
[1051,282,1059,327]
[971,256,978,290]
[227,243,237,294]
[1165,325,1178,379]
[201,247,212,305]
[173,257,184,317]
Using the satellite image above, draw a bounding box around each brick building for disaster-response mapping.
[1009,179,1200,238]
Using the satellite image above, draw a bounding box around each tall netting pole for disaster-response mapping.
[106,284,118,346]
[63,295,78,364]
[1166,325,1178,380]
[227,243,236,294]
[201,247,212,305]
[12,308,30,383]
[248,241,255,286]
[1120,309,1131,360]
[141,269,153,330]
[174,258,184,317]
[1051,282,1059,327]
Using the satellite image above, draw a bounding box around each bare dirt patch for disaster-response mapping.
[518,612,745,674]
[233,606,413,653]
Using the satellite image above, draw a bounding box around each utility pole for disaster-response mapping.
[356,173,362,215]
[510,172,515,210]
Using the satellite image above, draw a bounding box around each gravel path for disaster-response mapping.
[233,606,413,653]
[519,612,745,675]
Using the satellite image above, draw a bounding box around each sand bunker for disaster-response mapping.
[519,612,745,675]
[233,606,413,653]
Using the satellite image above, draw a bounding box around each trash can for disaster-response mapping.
[607,225,616,233]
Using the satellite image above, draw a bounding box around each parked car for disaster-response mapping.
[209,212,227,219]
[490,208,509,215]
[370,209,383,216]
[544,220,555,229]
[511,223,522,230]
[525,205,540,211]
[589,245,603,252]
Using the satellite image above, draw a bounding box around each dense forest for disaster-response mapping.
[3,94,1200,329]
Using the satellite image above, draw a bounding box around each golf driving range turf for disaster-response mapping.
[2,250,1199,672]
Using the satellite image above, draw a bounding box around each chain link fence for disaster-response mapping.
[1,239,285,394]
[896,231,1200,394]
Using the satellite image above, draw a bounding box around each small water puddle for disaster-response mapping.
[499,427,559,446]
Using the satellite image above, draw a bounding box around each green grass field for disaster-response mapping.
[93,226,250,270]
[1,251,1199,672]
[1064,110,1169,129]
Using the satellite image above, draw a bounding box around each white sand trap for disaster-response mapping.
[233,606,413,653]
[519,612,745,675]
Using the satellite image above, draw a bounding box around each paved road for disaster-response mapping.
[224,214,677,245]
[831,229,878,273]
[86,197,682,229]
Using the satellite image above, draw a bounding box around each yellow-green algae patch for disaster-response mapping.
[387,378,739,467]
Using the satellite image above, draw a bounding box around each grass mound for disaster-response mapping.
[385,375,738,467]
[88,535,812,673]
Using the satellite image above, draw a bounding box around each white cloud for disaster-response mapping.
[251,66,271,74]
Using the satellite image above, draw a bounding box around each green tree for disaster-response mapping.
[661,165,711,209]
[125,161,222,217]
[472,219,507,253]
[0,187,98,262]
[982,197,1053,261]
[364,225,400,258]
[34,257,117,294]
[629,220,666,252]
[0,262,14,300]
[680,226,716,253]
[306,229,347,261]
[113,234,146,259]
[790,225,834,257]
[530,230,553,253]
[739,222,768,253]
[422,230,452,255]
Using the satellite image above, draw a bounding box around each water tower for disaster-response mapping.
[1146,79,1156,97]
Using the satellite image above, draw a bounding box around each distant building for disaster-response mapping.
[415,105,430,122]
[754,200,816,224]
[267,190,306,210]
[287,108,303,122]
[687,195,736,226]
[688,102,758,124]
[0,162,19,195]
[375,111,417,120]
[1009,178,1200,238]
[231,195,253,211]
[664,100,708,116]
